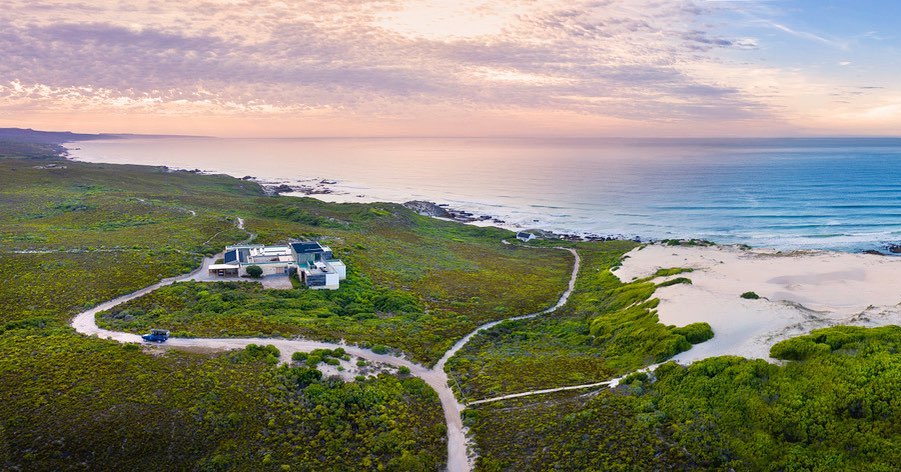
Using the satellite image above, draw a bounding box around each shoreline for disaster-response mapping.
[61,142,901,254]
[62,144,650,244]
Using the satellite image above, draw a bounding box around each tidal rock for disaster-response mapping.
[271,184,294,194]
[403,201,452,218]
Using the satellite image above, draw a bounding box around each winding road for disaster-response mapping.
[70,235,581,472]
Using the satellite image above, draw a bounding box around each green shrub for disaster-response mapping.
[740,291,760,299]
[620,371,649,385]
[657,277,692,288]
[653,267,694,277]
[770,336,831,360]
[672,322,714,344]
[306,355,323,365]
[234,344,280,364]
[245,265,263,278]
[372,345,389,355]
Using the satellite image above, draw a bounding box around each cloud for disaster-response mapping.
[760,20,849,50]
[682,30,758,50]
[0,0,851,135]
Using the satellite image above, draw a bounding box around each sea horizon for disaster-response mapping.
[65,136,901,253]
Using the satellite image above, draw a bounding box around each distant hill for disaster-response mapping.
[0,128,122,159]
[0,128,208,159]
[0,127,118,145]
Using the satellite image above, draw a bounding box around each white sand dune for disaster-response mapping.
[614,244,901,363]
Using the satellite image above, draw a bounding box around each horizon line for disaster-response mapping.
[7,127,901,141]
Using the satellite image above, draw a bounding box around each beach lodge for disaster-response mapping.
[208,241,346,289]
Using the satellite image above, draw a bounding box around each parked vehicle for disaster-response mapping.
[142,329,170,343]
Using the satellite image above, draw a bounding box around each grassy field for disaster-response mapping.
[446,242,711,400]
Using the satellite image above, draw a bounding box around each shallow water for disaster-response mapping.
[67,137,901,251]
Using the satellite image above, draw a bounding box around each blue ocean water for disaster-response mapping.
[67,137,901,252]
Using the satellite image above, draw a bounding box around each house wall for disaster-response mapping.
[305,273,326,286]
[325,272,339,288]
[329,261,347,280]
[309,272,340,290]
[241,263,292,276]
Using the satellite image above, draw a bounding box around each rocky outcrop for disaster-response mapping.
[271,184,294,194]
[403,201,452,218]
[265,183,334,196]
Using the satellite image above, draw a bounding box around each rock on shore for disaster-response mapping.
[403,201,452,218]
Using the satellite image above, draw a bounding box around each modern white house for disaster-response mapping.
[209,241,346,289]
[290,241,347,290]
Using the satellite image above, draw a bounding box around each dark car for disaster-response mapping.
[142,329,170,343]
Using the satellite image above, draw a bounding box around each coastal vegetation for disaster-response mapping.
[0,329,445,471]
[466,388,688,471]
[95,235,569,365]
[468,324,901,471]
[2,149,571,366]
[5,143,901,471]
[0,151,452,469]
[445,244,713,400]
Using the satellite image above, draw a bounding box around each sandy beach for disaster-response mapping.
[614,244,901,363]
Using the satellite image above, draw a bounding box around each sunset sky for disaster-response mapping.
[1,0,899,137]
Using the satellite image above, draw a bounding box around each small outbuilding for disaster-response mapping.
[516,231,536,242]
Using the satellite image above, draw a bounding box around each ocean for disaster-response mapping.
[66,137,901,252]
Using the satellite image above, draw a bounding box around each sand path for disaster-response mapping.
[70,238,580,472]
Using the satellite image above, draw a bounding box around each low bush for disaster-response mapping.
[672,322,714,344]
[245,265,263,278]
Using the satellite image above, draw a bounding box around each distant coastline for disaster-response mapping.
[55,135,901,254]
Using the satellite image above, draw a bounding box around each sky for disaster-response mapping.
[0,0,899,137]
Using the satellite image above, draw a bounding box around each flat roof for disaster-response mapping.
[209,263,240,270]
[291,241,325,254]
